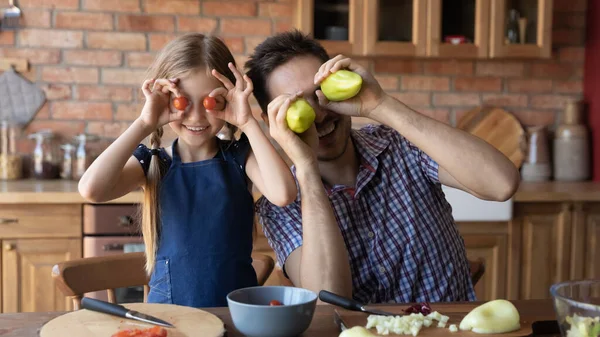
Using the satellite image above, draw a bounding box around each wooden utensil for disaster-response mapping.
[335,302,535,336]
[40,303,226,337]
[457,107,525,169]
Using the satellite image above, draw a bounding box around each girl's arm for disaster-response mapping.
[78,119,151,202]
[242,119,297,207]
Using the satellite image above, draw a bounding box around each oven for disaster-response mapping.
[82,204,145,304]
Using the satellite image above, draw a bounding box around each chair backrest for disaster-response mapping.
[52,252,275,310]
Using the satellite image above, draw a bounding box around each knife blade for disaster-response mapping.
[81,297,175,328]
[319,290,398,316]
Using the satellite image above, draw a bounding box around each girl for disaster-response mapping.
[78,33,298,308]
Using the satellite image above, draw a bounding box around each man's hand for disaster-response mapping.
[313,54,386,119]
[266,92,319,169]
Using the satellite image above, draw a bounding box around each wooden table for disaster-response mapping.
[0,300,560,337]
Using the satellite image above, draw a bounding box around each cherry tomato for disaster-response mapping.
[203,96,217,110]
[269,300,283,306]
[173,96,188,111]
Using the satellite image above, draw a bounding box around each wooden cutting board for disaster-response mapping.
[40,303,226,337]
[335,303,534,336]
[457,107,525,169]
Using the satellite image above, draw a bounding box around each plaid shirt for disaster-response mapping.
[255,124,476,304]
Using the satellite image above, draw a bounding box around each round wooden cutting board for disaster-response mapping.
[40,303,226,337]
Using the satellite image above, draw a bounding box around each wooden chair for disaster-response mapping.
[52,252,275,310]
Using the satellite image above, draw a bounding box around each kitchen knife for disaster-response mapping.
[81,297,175,328]
[319,290,398,316]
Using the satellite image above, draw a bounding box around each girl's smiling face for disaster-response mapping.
[168,68,226,148]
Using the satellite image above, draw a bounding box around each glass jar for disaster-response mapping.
[60,143,75,180]
[28,130,60,179]
[73,134,99,181]
[0,120,23,180]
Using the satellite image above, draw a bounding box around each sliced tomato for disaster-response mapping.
[269,300,283,306]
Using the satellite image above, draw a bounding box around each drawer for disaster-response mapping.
[83,204,140,235]
[0,204,81,239]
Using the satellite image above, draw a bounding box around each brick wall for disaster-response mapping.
[0,0,587,158]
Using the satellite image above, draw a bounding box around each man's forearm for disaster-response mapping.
[370,95,519,201]
[295,164,353,297]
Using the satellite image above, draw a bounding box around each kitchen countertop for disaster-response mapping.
[1,179,600,204]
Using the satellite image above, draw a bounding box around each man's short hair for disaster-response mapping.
[244,29,330,114]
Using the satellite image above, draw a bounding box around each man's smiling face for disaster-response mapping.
[266,55,352,161]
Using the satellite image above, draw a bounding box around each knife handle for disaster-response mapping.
[319,290,363,312]
[81,297,129,318]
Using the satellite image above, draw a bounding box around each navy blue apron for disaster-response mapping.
[146,136,258,308]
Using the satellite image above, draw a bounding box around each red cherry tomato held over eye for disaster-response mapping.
[203,96,217,110]
[269,300,283,306]
[173,96,188,111]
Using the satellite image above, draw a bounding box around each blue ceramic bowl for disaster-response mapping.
[226,286,317,337]
[550,279,600,337]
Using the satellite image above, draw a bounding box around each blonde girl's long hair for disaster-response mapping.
[140,33,237,275]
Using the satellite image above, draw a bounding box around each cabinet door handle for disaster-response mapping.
[0,218,18,224]
[4,243,15,251]
[103,243,124,251]
[118,216,134,228]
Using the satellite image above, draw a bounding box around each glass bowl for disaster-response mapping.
[550,280,600,337]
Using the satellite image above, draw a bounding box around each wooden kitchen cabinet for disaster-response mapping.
[489,0,553,58]
[426,0,490,58]
[2,238,81,313]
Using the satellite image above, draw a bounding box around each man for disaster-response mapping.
[244,30,519,304]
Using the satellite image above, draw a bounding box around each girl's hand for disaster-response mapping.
[139,78,185,131]
[208,63,255,130]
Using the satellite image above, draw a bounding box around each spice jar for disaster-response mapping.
[60,143,75,180]
[28,130,61,179]
[553,100,590,181]
[0,120,23,180]
[74,134,99,181]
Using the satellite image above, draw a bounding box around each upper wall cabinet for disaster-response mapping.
[426,0,490,58]
[294,0,553,59]
[489,0,553,58]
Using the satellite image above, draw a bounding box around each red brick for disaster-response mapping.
[19,29,82,48]
[530,95,572,109]
[258,3,292,18]
[401,76,449,91]
[423,61,473,76]
[454,77,502,92]
[40,84,72,100]
[116,103,144,121]
[87,32,146,51]
[42,67,99,83]
[275,20,292,33]
[0,48,60,64]
[77,85,133,101]
[35,103,50,119]
[233,55,249,70]
[20,10,51,28]
[507,79,553,93]
[553,29,585,46]
[433,93,480,106]
[55,12,113,30]
[88,122,131,138]
[482,94,528,107]
[18,0,79,9]
[418,108,450,123]
[374,75,399,91]
[244,37,266,55]
[144,0,200,14]
[102,69,147,85]
[223,37,244,54]
[389,92,431,107]
[18,67,38,82]
[574,64,584,78]
[559,47,585,62]
[84,0,141,12]
[203,1,257,16]
[0,31,15,45]
[530,63,574,79]
[373,59,421,74]
[24,120,85,139]
[220,18,271,36]
[127,52,157,68]
[63,50,122,67]
[149,33,178,51]
[512,110,556,126]
[176,17,217,33]
[553,80,583,93]
[475,62,524,77]
[52,102,113,120]
[118,15,174,32]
